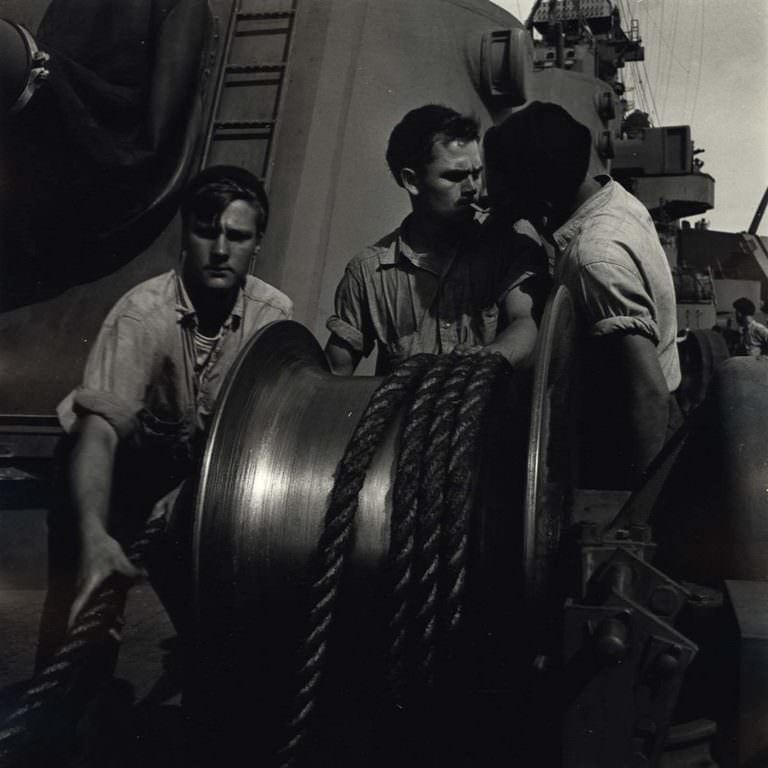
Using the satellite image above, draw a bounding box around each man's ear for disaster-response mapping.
[400,167,420,196]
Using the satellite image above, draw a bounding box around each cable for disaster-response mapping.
[690,2,705,124]
[619,0,658,124]
[637,0,691,76]
[659,0,680,122]
[680,0,697,122]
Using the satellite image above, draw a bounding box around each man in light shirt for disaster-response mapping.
[484,101,681,489]
[38,165,293,669]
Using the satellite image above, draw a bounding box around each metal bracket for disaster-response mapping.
[479,27,531,105]
[9,23,50,115]
[562,543,698,767]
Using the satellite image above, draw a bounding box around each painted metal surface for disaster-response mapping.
[0,0,619,416]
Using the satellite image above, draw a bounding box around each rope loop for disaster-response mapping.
[279,349,512,766]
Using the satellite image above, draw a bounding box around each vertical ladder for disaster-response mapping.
[200,1,298,188]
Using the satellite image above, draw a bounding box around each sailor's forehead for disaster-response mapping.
[430,137,482,167]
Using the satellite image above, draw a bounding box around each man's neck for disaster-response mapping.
[548,176,604,236]
[404,210,466,255]
[184,280,239,337]
[567,176,604,218]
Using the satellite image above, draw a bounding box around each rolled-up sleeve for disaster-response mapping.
[497,229,548,304]
[57,314,150,437]
[326,265,375,357]
[575,257,659,343]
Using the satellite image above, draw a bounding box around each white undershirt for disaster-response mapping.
[193,328,222,373]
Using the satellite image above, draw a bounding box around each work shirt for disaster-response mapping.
[326,215,545,374]
[58,269,293,471]
[553,176,681,392]
[738,317,768,357]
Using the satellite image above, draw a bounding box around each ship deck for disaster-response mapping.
[0,583,185,767]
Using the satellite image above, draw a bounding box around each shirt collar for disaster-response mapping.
[174,271,243,331]
[552,175,613,252]
[378,214,458,276]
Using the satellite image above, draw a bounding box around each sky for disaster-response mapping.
[491,0,768,235]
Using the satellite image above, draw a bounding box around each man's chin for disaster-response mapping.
[201,274,238,291]
[440,207,476,228]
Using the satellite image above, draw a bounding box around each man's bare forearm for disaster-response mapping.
[70,414,118,543]
[325,335,362,376]
[625,380,669,481]
[486,316,538,368]
[612,333,671,484]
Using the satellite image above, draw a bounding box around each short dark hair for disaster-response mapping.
[733,297,756,316]
[181,165,269,235]
[385,105,480,186]
[483,101,591,214]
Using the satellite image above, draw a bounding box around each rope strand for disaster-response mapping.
[277,354,436,767]
[0,516,167,766]
[281,350,512,766]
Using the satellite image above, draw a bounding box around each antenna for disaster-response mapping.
[748,186,768,235]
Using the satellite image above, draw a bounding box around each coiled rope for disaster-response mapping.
[0,349,512,767]
[0,516,167,767]
[278,350,512,766]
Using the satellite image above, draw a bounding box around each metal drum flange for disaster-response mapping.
[523,285,577,608]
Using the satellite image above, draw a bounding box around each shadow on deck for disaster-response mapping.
[0,585,191,767]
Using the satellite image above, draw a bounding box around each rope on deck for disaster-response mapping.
[0,517,167,767]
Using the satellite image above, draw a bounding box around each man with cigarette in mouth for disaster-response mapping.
[324,104,546,375]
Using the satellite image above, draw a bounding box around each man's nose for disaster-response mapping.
[211,232,228,260]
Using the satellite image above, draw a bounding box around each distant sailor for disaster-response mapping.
[732,297,768,357]
[324,104,547,375]
[37,165,293,669]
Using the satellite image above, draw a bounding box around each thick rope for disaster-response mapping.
[0,516,167,767]
[279,350,512,766]
[437,354,510,650]
[410,354,477,689]
[386,353,458,698]
[277,353,436,768]
[381,351,512,719]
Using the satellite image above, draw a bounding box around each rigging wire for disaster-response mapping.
[636,0,692,75]
[615,1,638,113]
[618,0,658,124]
[636,0,662,125]
[655,0,666,116]
[660,0,681,122]
[690,2,705,124]
[680,0,696,122]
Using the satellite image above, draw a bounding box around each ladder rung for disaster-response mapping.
[214,120,275,130]
[236,11,295,21]
[211,133,271,142]
[225,62,286,74]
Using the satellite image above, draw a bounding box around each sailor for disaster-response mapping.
[484,101,681,489]
[732,297,768,357]
[324,104,547,375]
[37,165,293,668]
